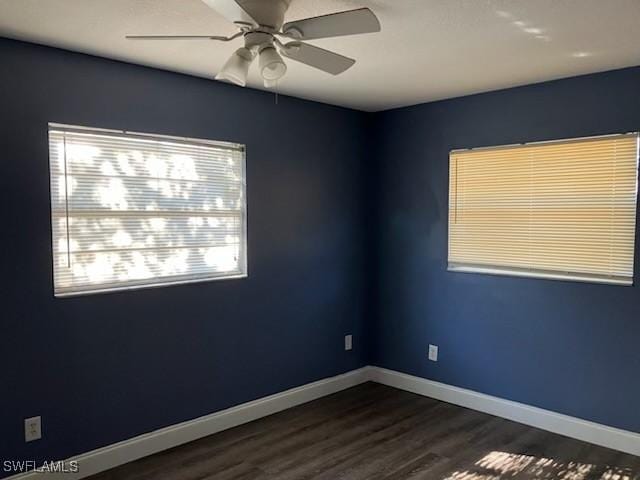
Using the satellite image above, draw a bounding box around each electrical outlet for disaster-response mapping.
[428,344,438,362]
[24,416,41,442]
[344,334,353,351]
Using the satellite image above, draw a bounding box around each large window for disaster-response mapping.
[49,124,247,296]
[448,133,639,285]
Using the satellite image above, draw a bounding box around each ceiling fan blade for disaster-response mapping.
[282,8,380,40]
[201,0,259,27]
[126,34,235,40]
[281,42,355,75]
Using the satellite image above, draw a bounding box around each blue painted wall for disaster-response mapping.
[2,35,640,475]
[369,66,640,434]
[0,38,369,469]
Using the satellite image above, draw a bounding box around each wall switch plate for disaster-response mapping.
[428,344,439,362]
[344,334,353,351]
[24,416,41,442]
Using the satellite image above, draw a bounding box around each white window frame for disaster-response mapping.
[447,132,639,286]
[48,123,248,297]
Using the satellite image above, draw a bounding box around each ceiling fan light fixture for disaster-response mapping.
[259,46,287,81]
[264,78,278,88]
[215,47,254,86]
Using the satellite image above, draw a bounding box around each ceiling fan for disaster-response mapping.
[126,0,381,88]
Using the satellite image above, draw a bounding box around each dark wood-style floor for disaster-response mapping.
[90,382,640,480]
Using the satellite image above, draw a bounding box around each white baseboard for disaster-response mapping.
[8,367,372,480]
[370,366,640,457]
[9,365,639,480]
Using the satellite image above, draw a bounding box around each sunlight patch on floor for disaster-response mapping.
[444,451,635,480]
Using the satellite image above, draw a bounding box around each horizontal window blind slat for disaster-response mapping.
[53,270,245,297]
[448,133,639,284]
[51,209,242,218]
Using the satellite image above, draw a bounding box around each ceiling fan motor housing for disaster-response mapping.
[244,31,273,50]
[236,0,292,30]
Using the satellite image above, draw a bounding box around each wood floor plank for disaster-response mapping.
[88,383,640,480]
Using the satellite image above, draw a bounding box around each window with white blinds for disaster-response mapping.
[448,133,639,285]
[49,124,247,296]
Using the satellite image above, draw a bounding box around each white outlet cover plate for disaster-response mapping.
[344,335,353,351]
[24,416,42,442]
[428,344,439,362]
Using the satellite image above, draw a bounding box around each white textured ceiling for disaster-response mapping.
[0,0,639,111]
